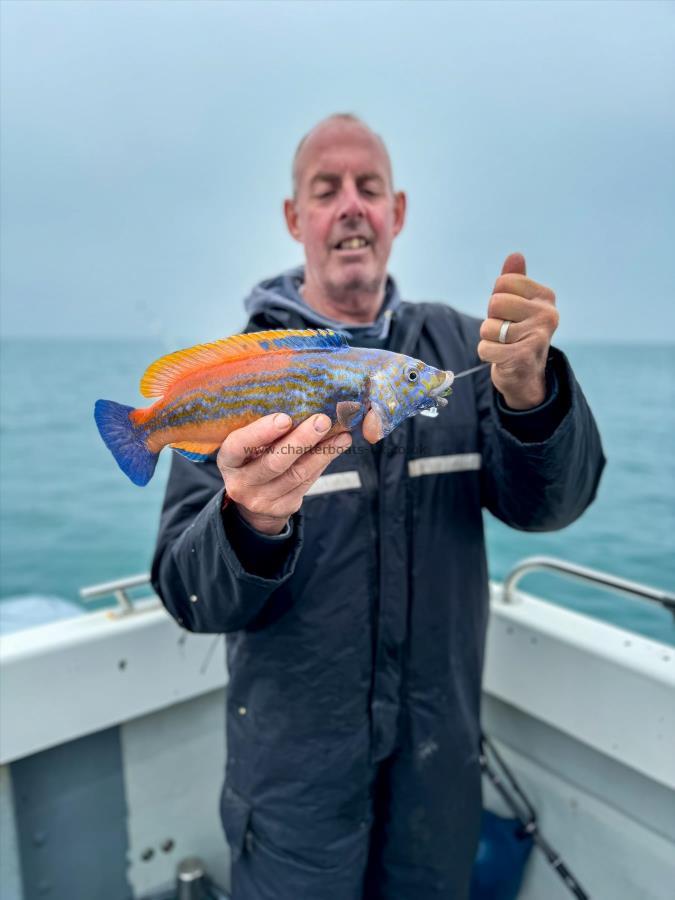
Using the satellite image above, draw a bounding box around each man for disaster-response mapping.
[152,114,605,899]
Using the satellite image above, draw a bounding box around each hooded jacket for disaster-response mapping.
[151,269,605,887]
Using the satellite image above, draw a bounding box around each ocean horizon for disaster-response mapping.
[1,337,673,645]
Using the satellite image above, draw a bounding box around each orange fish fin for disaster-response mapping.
[169,440,221,463]
[140,329,347,398]
[169,440,221,454]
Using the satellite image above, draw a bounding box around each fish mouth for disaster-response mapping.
[418,371,454,417]
[430,370,454,398]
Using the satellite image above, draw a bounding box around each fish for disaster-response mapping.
[94,328,454,486]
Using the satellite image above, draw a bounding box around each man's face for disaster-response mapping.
[285,122,406,306]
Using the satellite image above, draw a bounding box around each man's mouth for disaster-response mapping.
[334,236,370,251]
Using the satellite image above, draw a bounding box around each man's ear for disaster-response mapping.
[393,191,407,237]
[284,198,302,242]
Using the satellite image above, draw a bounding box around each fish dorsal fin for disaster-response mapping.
[140,329,348,398]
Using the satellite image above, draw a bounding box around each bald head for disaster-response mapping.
[283,112,406,325]
[292,113,394,197]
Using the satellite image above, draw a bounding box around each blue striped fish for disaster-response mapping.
[94,329,454,485]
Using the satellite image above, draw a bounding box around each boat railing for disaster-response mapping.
[502,555,675,618]
[80,572,152,615]
[79,558,675,620]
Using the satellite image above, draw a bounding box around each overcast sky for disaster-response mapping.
[1,0,673,344]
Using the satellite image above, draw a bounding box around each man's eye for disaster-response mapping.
[315,191,335,199]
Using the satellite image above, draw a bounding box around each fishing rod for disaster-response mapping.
[479,733,591,900]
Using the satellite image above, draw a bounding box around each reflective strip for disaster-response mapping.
[408,453,482,478]
[306,470,362,496]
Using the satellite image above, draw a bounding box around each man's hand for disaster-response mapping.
[216,413,351,535]
[478,253,559,410]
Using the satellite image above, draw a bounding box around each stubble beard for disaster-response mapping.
[324,273,383,312]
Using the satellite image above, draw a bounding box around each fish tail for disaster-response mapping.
[94,399,158,486]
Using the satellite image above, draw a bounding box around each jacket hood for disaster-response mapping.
[243,266,401,341]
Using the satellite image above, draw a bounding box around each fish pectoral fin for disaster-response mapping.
[335,400,364,429]
[170,440,221,462]
[362,408,385,444]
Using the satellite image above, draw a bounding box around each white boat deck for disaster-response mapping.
[1,582,674,899]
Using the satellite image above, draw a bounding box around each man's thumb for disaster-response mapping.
[500,252,527,277]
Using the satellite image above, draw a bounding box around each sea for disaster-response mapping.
[1,339,674,645]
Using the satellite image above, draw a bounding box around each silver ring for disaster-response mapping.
[498,320,512,344]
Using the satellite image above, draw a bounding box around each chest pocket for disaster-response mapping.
[407,406,483,540]
[293,436,377,613]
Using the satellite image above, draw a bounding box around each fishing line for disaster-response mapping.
[200,635,222,675]
[452,362,491,380]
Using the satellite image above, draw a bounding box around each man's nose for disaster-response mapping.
[337,183,366,220]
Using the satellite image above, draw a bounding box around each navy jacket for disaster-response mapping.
[151,299,605,872]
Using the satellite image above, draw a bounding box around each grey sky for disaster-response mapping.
[1,0,673,344]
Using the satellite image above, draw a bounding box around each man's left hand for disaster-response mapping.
[478,253,559,410]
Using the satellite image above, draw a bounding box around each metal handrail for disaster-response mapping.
[80,558,675,619]
[79,573,152,615]
[502,555,675,617]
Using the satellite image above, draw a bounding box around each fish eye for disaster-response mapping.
[406,368,418,382]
